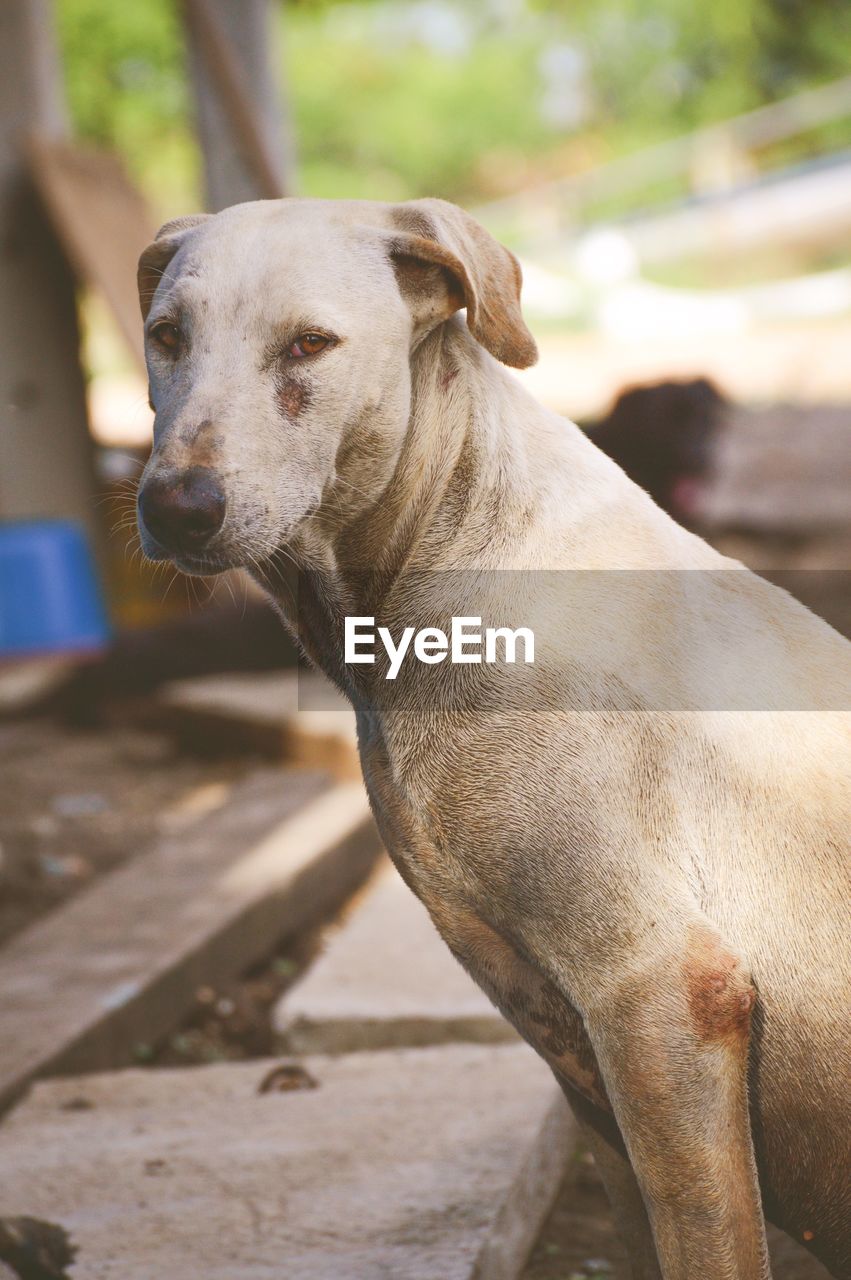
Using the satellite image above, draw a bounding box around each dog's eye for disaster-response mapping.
[289,332,330,358]
[151,322,181,352]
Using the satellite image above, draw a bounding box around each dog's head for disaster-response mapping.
[135,197,536,574]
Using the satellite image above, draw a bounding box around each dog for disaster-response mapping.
[587,377,726,527]
[136,198,850,1280]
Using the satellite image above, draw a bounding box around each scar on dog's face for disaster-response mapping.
[135,198,536,574]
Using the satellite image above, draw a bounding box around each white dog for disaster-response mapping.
[137,198,850,1280]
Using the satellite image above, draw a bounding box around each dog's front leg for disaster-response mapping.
[581,925,770,1280]
[563,1082,663,1280]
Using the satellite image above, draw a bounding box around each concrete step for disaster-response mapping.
[158,670,360,778]
[274,856,518,1053]
[0,1044,575,1280]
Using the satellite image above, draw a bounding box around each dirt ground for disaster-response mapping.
[0,717,250,945]
[147,922,326,1068]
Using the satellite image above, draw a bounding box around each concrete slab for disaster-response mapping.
[0,654,75,715]
[0,1044,575,1280]
[159,670,360,778]
[0,770,380,1112]
[274,857,517,1052]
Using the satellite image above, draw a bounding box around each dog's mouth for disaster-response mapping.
[137,529,236,577]
[171,551,233,577]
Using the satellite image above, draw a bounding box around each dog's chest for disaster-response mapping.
[358,724,610,1112]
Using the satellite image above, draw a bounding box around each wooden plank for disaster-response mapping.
[704,404,851,533]
[25,134,155,370]
[183,0,286,202]
[0,769,380,1113]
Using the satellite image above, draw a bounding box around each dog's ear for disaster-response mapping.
[137,214,211,321]
[387,198,538,369]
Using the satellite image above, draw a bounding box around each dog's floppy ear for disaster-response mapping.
[137,214,212,321]
[388,198,537,369]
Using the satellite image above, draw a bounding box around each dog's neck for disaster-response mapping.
[333,318,537,571]
[255,318,543,692]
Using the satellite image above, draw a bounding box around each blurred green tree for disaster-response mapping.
[57,0,851,210]
[57,0,199,213]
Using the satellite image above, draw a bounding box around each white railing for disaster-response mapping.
[475,75,851,239]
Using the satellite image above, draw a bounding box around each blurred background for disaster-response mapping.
[0,7,849,1276]
[1,0,849,660]
[2,0,850,656]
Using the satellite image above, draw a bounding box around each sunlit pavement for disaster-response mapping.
[513,318,851,421]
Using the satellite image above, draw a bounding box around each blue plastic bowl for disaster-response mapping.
[0,520,111,660]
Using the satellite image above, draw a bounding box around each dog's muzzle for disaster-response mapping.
[137,465,226,556]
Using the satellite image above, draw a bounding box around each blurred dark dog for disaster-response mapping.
[587,377,726,527]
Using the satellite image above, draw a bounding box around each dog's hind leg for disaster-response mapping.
[561,1080,662,1280]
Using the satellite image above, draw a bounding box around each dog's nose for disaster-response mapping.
[138,467,226,553]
